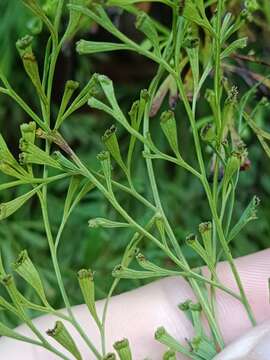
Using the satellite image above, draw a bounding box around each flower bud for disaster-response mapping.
[77,269,100,326]
[0,135,23,171]
[103,354,116,360]
[102,126,127,175]
[245,0,259,12]
[55,80,80,129]
[183,37,199,49]
[155,327,186,354]
[155,213,166,245]
[0,161,24,179]
[65,0,88,38]
[160,110,179,157]
[88,218,130,229]
[200,123,216,143]
[52,151,79,173]
[198,221,212,256]
[97,150,112,190]
[13,250,48,305]
[190,336,216,359]
[19,140,61,169]
[136,12,160,54]
[136,253,176,276]
[113,338,132,360]
[16,35,47,105]
[112,265,156,280]
[223,151,241,192]
[0,188,37,221]
[185,234,209,266]
[163,350,176,360]
[27,17,43,35]
[20,122,36,144]
[228,196,260,243]
[47,321,82,360]
[1,275,23,309]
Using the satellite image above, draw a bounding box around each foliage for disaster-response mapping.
[0,0,270,359]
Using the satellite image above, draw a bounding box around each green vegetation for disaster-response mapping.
[0,0,270,358]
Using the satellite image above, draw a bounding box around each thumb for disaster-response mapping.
[213,320,270,360]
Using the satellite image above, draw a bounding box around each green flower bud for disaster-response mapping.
[178,299,192,311]
[27,17,43,35]
[19,140,61,169]
[136,12,160,54]
[185,234,209,266]
[77,269,100,326]
[0,188,38,221]
[65,0,88,38]
[55,80,80,129]
[198,222,212,256]
[223,152,241,192]
[16,35,47,105]
[16,35,33,55]
[183,37,199,49]
[103,354,116,360]
[0,161,24,179]
[245,0,259,12]
[88,218,130,229]
[112,265,155,280]
[42,0,58,17]
[13,250,48,305]
[0,135,24,172]
[190,336,217,359]
[102,126,127,174]
[225,85,238,104]
[200,123,216,143]
[52,151,79,174]
[97,150,112,191]
[1,275,23,310]
[155,327,185,353]
[20,122,36,144]
[155,212,166,245]
[113,338,132,360]
[47,321,82,360]
[160,110,180,157]
[163,350,176,360]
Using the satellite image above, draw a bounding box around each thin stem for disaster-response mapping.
[39,194,102,359]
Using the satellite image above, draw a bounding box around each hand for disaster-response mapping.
[0,249,270,359]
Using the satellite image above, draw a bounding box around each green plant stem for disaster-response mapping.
[0,75,46,130]
[202,179,256,326]
[100,216,157,355]
[39,194,102,359]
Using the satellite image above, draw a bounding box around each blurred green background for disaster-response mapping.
[0,0,270,326]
